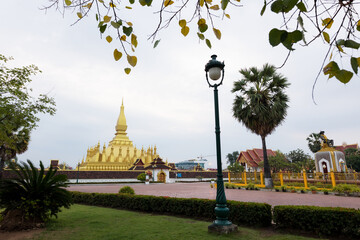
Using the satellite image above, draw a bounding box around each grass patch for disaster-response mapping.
[30,204,320,240]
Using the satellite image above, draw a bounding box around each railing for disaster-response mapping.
[228,169,360,189]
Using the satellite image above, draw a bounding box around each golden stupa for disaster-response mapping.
[78,100,160,171]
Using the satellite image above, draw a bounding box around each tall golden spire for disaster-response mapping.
[110,99,132,146]
[116,99,127,133]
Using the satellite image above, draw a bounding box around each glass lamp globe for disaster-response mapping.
[208,67,222,80]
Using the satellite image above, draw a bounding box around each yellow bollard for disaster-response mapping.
[244,170,247,185]
[330,169,336,187]
[287,171,291,180]
[303,169,308,189]
[260,170,264,186]
[279,170,284,186]
[297,172,300,179]
[228,172,231,183]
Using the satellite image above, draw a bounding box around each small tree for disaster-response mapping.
[137,173,146,182]
[0,54,56,179]
[258,151,290,173]
[227,162,244,173]
[345,148,360,172]
[0,160,72,231]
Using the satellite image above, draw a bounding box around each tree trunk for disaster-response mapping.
[261,135,273,188]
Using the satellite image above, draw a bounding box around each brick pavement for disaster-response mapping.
[68,182,360,209]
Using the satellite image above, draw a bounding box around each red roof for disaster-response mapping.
[237,148,276,168]
[335,144,358,153]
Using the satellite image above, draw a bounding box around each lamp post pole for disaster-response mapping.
[205,55,237,233]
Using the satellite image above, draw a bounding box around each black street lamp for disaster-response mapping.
[205,55,237,234]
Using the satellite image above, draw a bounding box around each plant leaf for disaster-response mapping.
[131,34,138,47]
[124,68,131,74]
[205,39,212,48]
[213,28,221,40]
[123,26,133,36]
[106,36,112,43]
[197,33,205,40]
[100,24,107,33]
[153,39,160,48]
[181,26,190,37]
[113,49,122,61]
[179,19,186,28]
[351,57,358,74]
[104,16,111,23]
[322,18,334,29]
[77,12,83,18]
[127,55,137,67]
[322,32,330,43]
[221,0,229,10]
[65,0,72,6]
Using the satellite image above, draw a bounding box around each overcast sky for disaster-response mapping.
[1,1,359,169]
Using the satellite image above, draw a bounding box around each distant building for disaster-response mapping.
[175,159,207,170]
[334,143,359,153]
[236,148,276,172]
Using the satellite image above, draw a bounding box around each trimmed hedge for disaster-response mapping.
[273,205,360,238]
[71,192,271,227]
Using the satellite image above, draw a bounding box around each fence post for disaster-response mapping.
[254,169,257,183]
[303,169,308,189]
[330,169,336,187]
[260,170,264,186]
[228,172,231,183]
[287,171,291,180]
[297,172,300,179]
[244,170,247,185]
[279,170,284,186]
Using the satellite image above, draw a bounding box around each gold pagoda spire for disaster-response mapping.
[116,99,127,133]
[110,99,132,146]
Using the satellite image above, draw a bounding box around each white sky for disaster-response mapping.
[1,1,359,169]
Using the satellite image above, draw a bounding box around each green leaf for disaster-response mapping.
[127,55,137,67]
[270,0,283,14]
[336,70,353,84]
[296,2,306,12]
[336,39,345,46]
[153,40,160,48]
[197,32,205,40]
[221,0,229,10]
[351,57,358,74]
[323,61,339,78]
[260,1,266,16]
[124,68,131,74]
[283,0,298,13]
[111,21,122,29]
[144,0,152,6]
[357,21,360,31]
[322,32,330,43]
[269,28,283,46]
[344,40,360,49]
[129,0,135,3]
[198,24,208,33]
[65,0,72,6]
[297,16,306,32]
[123,26,133,36]
[100,24,107,33]
[205,39,212,48]
[96,14,99,21]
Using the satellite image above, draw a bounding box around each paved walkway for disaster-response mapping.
[68,182,360,209]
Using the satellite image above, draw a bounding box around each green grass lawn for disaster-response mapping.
[31,204,321,240]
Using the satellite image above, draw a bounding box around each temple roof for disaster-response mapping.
[237,148,276,168]
[144,157,172,170]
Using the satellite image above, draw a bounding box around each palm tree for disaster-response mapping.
[232,64,289,188]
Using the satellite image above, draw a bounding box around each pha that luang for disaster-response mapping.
[78,101,161,171]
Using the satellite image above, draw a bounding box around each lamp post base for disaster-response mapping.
[208,222,238,234]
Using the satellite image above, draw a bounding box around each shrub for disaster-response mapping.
[137,173,146,182]
[119,186,135,195]
[246,182,255,190]
[274,187,281,192]
[333,184,360,195]
[0,160,72,231]
[71,192,272,227]
[281,185,287,192]
[299,187,307,193]
[309,186,317,192]
[273,205,360,238]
